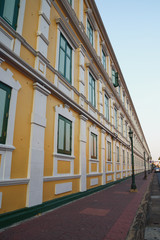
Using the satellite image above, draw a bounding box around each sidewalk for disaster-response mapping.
[0,173,153,240]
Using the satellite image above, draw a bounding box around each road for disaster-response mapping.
[144,172,160,240]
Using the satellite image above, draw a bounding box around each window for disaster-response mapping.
[123,150,125,164]
[105,95,109,121]
[89,73,96,107]
[114,108,117,129]
[0,82,11,144]
[0,0,20,30]
[102,50,106,70]
[125,122,127,138]
[112,69,119,87]
[117,146,119,162]
[91,133,97,159]
[58,33,72,84]
[57,115,72,155]
[67,0,72,5]
[127,152,129,164]
[121,117,123,135]
[87,19,93,45]
[107,141,111,161]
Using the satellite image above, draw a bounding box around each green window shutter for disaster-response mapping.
[89,73,96,107]
[0,0,20,30]
[105,95,109,121]
[114,72,119,87]
[87,20,93,46]
[0,82,11,144]
[58,34,72,84]
[57,115,72,155]
[107,141,111,161]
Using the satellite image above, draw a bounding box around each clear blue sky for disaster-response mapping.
[95,0,160,161]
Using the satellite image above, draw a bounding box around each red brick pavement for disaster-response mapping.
[0,173,153,240]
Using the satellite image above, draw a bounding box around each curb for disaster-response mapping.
[126,173,154,240]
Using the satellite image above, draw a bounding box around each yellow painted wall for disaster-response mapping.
[86,176,101,189]
[57,161,70,174]
[0,185,27,214]
[1,63,33,179]
[22,0,40,50]
[43,178,80,202]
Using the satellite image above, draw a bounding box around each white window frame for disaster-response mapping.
[55,18,78,88]
[89,125,99,174]
[53,104,75,177]
[0,66,21,180]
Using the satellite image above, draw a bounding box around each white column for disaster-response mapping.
[101,129,106,185]
[97,31,100,57]
[80,115,87,192]
[79,0,84,23]
[27,82,50,207]
[79,44,85,97]
[14,0,26,55]
[99,76,103,114]
[35,0,51,76]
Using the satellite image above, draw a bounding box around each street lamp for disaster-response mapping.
[143,152,147,179]
[129,128,137,191]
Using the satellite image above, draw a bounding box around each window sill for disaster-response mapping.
[106,160,112,163]
[0,144,15,152]
[53,153,75,160]
[89,158,99,162]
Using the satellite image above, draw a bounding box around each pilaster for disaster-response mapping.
[101,129,106,185]
[27,82,50,207]
[80,115,88,191]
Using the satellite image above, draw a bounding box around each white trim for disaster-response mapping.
[27,82,50,207]
[79,0,83,23]
[0,27,14,50]
[90,177,98,186]
[0,178,29,186]
[44,174,80,181]
[55,182,72,195]
[0,67,21,180]
[14,0,26,55]
[80,115,87,191]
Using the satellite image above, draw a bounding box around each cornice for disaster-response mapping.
[88,1,150,152]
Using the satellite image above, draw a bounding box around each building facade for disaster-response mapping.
[0,0,151,214]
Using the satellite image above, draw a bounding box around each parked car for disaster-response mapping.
[155,167,160,173]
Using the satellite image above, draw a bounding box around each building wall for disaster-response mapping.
[0,0,151,214]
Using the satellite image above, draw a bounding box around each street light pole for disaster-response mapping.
[143,152,147,179]
[129,128,137,191]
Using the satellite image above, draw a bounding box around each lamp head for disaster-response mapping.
[129,128,133,139]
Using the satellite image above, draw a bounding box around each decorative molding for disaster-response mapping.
[38,11,51,25]
[86,62,99,80]
[56,18,79,49]
[85,8,97,30]
[44,174,81,182]
[0,178,29,186]
[33,82,51,96]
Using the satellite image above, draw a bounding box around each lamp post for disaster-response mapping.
[129,128,137,191]
[148,157,150,174]
[143,152,147,179]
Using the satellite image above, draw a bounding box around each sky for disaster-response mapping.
[95,0,160,161]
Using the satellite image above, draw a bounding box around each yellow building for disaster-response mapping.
[0,0,151,223]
